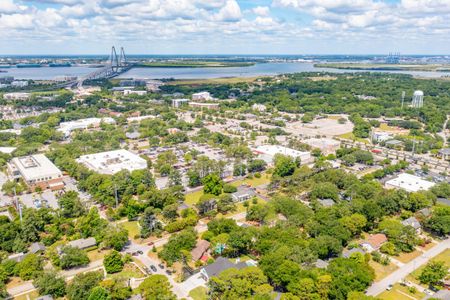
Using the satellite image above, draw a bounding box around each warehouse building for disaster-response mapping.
[7,154,64,191]
[253,145,312,165]
[58,117,115,138]
[77,149,147,175]
[303,138,341,155]
[385,173,435,193]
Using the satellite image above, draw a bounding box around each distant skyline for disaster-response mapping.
[1,0,450,55]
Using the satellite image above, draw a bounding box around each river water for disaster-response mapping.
[2,62,450,80]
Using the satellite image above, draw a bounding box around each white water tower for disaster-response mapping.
[411,90,424,108]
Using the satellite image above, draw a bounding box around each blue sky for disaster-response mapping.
[0,0,449,55]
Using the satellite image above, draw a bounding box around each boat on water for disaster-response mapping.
[49,63,72,67]
[16,63,42,68]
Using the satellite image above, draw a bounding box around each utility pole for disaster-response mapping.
[13,186,22,223]
[412,137,417,157]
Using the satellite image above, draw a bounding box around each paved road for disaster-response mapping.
[366,237,450,296]
[6,259,105,298]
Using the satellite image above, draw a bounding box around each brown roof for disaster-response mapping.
[191,240,210,261]
[365,233,387,249]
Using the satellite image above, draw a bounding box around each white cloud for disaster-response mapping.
[252,6,270,16]
[214,0,242,21]
[0,0,20,13]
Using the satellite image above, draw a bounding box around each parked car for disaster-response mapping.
[165,270,172,275]
[158,263,165,269]
[386,284,393,291]
[150,265,157,272]
[137,250,143,255]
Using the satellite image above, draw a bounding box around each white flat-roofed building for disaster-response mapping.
[11,81,29,87]
[192,91,213,101]
[77,149,147,175]
[303,138,341,155]
[385,173,435,193]
[3,92,31,100]
[124,90,147,96]
[254,145,312,165]
[189,102,219,110]
[58,117,115,138]
[7,154,64,191]
[172,98,189,108]
[127,115,155,123]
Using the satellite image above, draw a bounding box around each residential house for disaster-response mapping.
[402,217,422,234]
[68,237,97,250]
[191,240,210,262]
[29,242,46,254]
[200,257,248,281]
[343,247,365,258]
[231,186,256,202]
[360,233,387,252]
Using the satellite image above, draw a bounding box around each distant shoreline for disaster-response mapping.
[314,63,450,72]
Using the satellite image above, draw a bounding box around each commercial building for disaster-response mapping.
[303,138,341,155]
[253,145,312,165]
[192,91,213,101]
[189,102,219,110]
[172,98,189,108]
[57,117,115,138]
[124,90,147,96]
[7,154,64,191]
[77,149,147,175]
[3,92,31,100]
[11,81,29,87]
[385,173,435,193]
[372,132,393,143]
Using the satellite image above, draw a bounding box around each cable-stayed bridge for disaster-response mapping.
[64,46,133,88]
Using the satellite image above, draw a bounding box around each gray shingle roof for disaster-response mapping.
[202,257,245,278]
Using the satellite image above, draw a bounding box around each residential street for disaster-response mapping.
[366,237,450,296]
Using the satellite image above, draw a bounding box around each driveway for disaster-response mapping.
[366,237,450,296]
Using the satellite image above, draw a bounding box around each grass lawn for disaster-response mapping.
[369,260,399,282]
[396,250,422,263]
[378,283,425,300]
[121,220,141,240]
[189,286,208,300]
[231,174,271,188]
[338,132,369,144]
[185,190,204,206]
[87,249,111,262]
[110,263,145,279]
[406,248,450,285]
[13,290,39,300]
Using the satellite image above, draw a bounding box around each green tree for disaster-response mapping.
[202,173,223,196]
[425,206,450,236]
[138,274,176,300]
[15,253,43,280]
[208,267,270,300]
[103,224,129,251]
[59,245,90,269]
[58,191,85,218]
[66,271,104,300]
[139,207,162,238]
[419,261,448,286]
[88,286,110,300]
[104,250,124,274]
[34,271,66,298]
[159,229,197,265]
[273,154,297,177]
